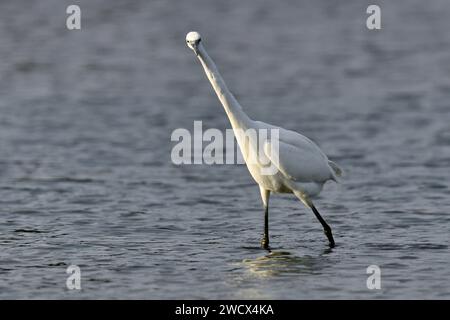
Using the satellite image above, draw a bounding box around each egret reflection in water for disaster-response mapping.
[240,251,328,278]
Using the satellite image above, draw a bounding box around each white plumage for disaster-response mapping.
[186,31,342,248]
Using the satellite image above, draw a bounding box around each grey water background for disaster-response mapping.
[0,0,449,299]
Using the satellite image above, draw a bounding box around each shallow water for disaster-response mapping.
[0,0,449,299]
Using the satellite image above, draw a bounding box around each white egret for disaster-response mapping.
[186,31,342,248]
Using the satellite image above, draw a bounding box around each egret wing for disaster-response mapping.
[264,140,333,183]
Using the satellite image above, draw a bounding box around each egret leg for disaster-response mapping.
[311,204,335,248]
[260,205,269,249]
[259,187,270,249]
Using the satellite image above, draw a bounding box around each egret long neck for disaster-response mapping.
[196,44,252,130]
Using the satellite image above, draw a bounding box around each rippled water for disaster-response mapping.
[0,0,449,299]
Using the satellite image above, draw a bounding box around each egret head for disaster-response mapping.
[186,31,202,52]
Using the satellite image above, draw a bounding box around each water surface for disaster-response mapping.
[0,0,449,299]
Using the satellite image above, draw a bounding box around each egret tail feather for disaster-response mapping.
[328,161,343,177]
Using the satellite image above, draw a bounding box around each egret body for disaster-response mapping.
[186,31,342,248]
